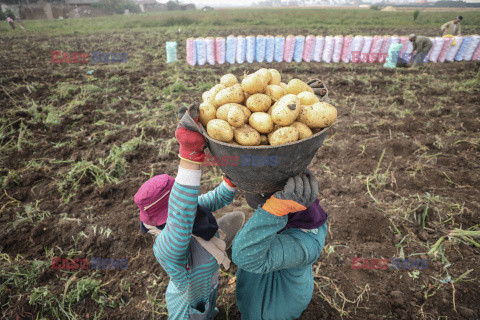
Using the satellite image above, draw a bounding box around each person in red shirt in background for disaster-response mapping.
[7,17,15,30]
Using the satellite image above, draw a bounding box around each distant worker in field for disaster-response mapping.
[6,16,15,30]
[409,34,433,68]
[441,16,462,36]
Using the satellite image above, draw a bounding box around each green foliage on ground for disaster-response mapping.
[1,8,479,36]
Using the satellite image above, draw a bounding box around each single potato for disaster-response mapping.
[255,68,272,85]
[246,93,272,112]
[202,89,211,101]
[271,94,300,126]
[241,73,268,95]
[240,105,252,120]
[199,102,217,127]
[216,103,232,121]
[227,105,246,128]
[298,91,319,106]
[269,69,281,85]
[233,124,261,146]
[217,103,248,122]
[204,84,226,106]
[290,121,313,140]
[249,112,274,134]
[215,84,244,106]
[268,127,299,146]
[220,74,238,87]
[298,102,337,129]
[265,85,285,102]
[207,119,234,142]
[267,125,281,142]
[286,79,314,95]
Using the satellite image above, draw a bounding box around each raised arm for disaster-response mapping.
[198,178,236,212]
[153,104,206,290]
[233,173,323,273]
[232,207,326,273]
[154,164,201,290]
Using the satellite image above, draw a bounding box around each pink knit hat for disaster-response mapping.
[134,174,175,226]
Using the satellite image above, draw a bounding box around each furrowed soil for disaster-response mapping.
[0,29,479,320]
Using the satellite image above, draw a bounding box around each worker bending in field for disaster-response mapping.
[441,16,462,36]
[409,34,433,68]
[134,104,245,320]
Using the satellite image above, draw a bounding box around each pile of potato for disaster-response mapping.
[199,68,337,146]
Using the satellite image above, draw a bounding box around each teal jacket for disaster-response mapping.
[153,172,236,320]
[232,207,328,320]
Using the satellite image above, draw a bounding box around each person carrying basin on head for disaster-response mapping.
[134,103,245,320]
[408,34,433,68]
[230,78,329,320]
[232,170,328,320]
[441,16,463,37]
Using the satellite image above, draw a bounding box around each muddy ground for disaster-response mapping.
[0,30,479,320]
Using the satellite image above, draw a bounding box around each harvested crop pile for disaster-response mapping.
[199,68,337,146]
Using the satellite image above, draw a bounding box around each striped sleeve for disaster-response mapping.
[153,167,201,291]
[198,181,236,212]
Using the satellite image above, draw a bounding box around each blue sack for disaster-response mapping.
[293,36,305,63]
[274,36,285,62]
[256,36,266,63]
[455,37,470,61]
[265,36,274,63]
[226,36,236,64]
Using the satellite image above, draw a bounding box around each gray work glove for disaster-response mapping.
[177,103,201,131]
[262,171,319,217]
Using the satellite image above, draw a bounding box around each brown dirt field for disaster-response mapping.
[0,29,479,320]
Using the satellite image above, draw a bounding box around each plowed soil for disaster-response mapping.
[0,30,479,320]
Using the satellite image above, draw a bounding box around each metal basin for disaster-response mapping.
[204,127,329,193]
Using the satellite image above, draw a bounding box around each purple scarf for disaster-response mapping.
[281,199,327,232]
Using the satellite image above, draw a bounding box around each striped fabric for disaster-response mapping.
[154,176,236,320]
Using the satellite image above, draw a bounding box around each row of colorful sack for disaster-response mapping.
[185,35,480,65]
